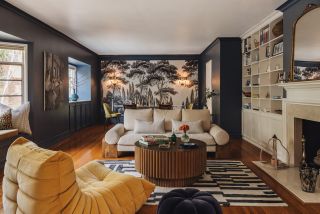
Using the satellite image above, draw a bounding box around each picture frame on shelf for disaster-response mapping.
[272,41,283,56]
[265,45,271,58]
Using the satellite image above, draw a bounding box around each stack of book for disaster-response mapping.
[138,135,169,146]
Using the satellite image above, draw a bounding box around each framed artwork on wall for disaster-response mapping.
[44,51,67,111]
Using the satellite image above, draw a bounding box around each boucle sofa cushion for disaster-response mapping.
[134,119,165,134]
[124,109,153,130]
[209,124,229,145]
[154,109,182,131]
[172,120,204,134]
[3,137,155,214]
[182,109,211,131]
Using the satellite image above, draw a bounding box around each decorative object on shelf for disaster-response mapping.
[259,134,289,169]
[202,88,217,108]
[272,19,283,37]
[277,72,285,83]
[275,64,281,70]
[272,96,282,100]
[242,91,251,97]
[266,65,271,73]
[266,92,270,98]
[300,167,319,193]
[254,39,259,48]
[253,52,259,62]
[170,132,177,143]
[70,89,79,101]
[246,67,251,75]
[179,124,190,143]
[265,45,271,58]
[272,41,283,56]
[245,79,251,86]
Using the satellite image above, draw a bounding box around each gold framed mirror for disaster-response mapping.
[291,4,320,81]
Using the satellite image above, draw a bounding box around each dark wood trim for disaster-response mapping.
[0,1,98,56]
[99,55,200,61]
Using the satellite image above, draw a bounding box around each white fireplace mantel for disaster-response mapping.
[279,80,320,166]
[279,80,320,104]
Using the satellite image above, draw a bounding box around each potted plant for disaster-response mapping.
[203,88,217,109]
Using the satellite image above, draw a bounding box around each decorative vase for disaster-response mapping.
[300,167,319,193]
[170,132,177,143]
[181,132,190,143]
[70,89,79,101]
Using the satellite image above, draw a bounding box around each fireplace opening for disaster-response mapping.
[303,119,320,168]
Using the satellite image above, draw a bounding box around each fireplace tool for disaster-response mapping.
[259,134,290,169]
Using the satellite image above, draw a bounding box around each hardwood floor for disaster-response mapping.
[1,125,320,214]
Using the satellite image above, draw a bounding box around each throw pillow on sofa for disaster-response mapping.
[134,119,165,134]
[0,102,32,134]
[172,120,204,134]
[0,109,13,130]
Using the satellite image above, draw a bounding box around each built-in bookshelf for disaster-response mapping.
[242,15,284,115]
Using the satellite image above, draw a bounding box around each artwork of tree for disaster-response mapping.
[144,60,178,104]
[101,60,130,93]
[101,59,198,112]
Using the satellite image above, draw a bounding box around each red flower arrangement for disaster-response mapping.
[179,124,190,134]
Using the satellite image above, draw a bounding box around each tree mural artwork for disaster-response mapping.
[101,60,130,106]
[143,60,179,104]
[101,59,198,112]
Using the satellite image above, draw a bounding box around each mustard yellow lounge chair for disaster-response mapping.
[2,137,155,214]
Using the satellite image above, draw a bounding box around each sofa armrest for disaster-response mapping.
[209,124,229,145]
[105,124,125,145]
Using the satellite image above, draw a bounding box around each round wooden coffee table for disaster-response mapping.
[135,138,206,187]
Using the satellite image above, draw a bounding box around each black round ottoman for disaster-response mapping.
[157,188,222,214]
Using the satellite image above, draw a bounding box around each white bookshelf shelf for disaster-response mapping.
[242,15,284,115]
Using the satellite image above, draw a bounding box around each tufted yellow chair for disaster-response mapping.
[2,137,155,214]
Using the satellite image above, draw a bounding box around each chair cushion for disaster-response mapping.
[157,188,222,214]
[182,109,211,131]
[134,119,165,134]
[76,161,155,214]
[124,109,153,130]
[154,109,182,131]
[172,120,204,134]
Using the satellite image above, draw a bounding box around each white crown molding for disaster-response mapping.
[241,10,283,39]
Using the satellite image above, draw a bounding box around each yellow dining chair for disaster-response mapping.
[103,103,121,130]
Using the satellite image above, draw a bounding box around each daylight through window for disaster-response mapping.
[0,43,27,109]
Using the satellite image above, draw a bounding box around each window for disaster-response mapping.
[0,43,27,109]
[68,64,77,97]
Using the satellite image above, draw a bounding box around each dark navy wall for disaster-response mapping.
[278,0,320,80]
[0,2,99,147]
[199,38,242,138]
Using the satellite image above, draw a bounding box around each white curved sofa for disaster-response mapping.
[102,109,229,157]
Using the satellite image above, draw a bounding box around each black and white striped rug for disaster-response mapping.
[100,160,287,207]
